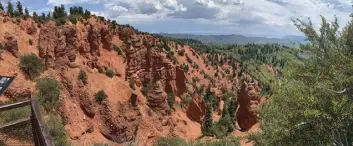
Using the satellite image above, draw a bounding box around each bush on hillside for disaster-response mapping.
[113,45,123,55]
[36,77,61,111]
[95,90,107,103]
[129,78,135,90]
[178,49,185,56]
[98,67,104,73]
[78,69,88,85]
[168,93,175,111]
[46,115,69,146]
[19,53,44,79]
[105,69,115,78]
[186,54,193,64]
[141,83,153,96]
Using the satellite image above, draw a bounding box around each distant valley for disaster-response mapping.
[159,33,306,46]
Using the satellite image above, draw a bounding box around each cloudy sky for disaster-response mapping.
[5,0,353,37]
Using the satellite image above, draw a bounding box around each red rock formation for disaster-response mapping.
[125,34,186,97]
[236,74,263,130]
[101,25,113,51]
[38,22,58,68]
[4,32,19,58]
[186,94,206,122]
[146,81,170,115]
[99,101,141,143]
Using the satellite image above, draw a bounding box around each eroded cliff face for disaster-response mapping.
[0,11,267,145]
[125,34,187,97]
[237,74,263,131]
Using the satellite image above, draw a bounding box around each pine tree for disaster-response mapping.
[84,9,91,19]
[7,0,14,16]
[32,12,38,22]
[201,102,213,136]
[228,97,238,125]
[16,0,23,16]
[24,8,29,18]
[0,2,3,11]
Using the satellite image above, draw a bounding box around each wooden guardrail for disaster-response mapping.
[0,99,54,146]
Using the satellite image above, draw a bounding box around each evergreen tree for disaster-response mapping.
[84,9,91,19]
[228,97,238,125]
[0,2,3,11]
[259,15,353,145]
[7,0,14,16]
[201,102,213,136]
[47,12,51,19]
[16,0,23,16]
[41,13,46,21]
[32,12,38,22]
[24,8,29,18]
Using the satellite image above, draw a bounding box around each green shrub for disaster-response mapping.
[168,93,175,111]
[105,69,114,78]
[181,94,192,108]
[183,64,189,73]
[0,105,32,141]
[178,49,185,56]
[153,137,191,146]
[56,18,65,26]
[98,67,104,73]
[141,83,153,96]
[95,90,107,103]
[29,39,33,46]
[78,69,88,85]
[93,143,109,146]
[69,16,77,24]
[46,115,69,146]
[186,54,193,64]
[36,77,61,111]
[113,45,123,55]
[19,53,44,79]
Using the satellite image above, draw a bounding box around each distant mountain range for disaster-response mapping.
[159,33,306,46]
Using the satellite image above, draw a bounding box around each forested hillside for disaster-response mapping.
[160,33,306,46]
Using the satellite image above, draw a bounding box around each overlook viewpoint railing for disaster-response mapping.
[0,99,54,146]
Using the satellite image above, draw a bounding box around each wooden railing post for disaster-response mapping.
[30,99,54,146]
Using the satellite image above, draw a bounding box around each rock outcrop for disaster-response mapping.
[146,81,170,115]
[4,32,19,58]
[125,34,186,97]
[236,75,263,130]
[186,94,206,122]
[99,101,141,143]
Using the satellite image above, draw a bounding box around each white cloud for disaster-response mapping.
[45,0,353,36]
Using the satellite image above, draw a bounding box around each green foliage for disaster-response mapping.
[46,115,69,146]
[56,18,66,26]
[24,8,29,18]
[69,6,84,16]
[53,4,67,19]
[228,97,238,125]
[93,143,109,146]
[68,16,77,24]
[178,49,185,56]
[154,137,191,146]
[258,15,353,145]
[78,69,88,85]
[105,69,115,78]
[15,1,23,16]
[0,2,3,10]
[0,104,32,141]
[98,67,104,73]
[141,83,153,96]
[183,64,189,73]
[113,45,123,55]
[181,94,192,108]
[29,39,33,46]
[153,137,240,146]
[36,77,61,111]
[7,0,14,16]
[84,9,91,19]
[201,102,213,136]
[95,90,107,103]
[168,93,175,111]
[129,78,135,90]
[19,53,44,79]
[186,54,193,64]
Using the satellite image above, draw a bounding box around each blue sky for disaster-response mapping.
[3,0,353,37]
